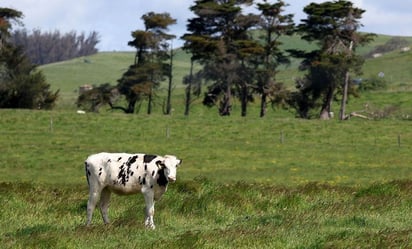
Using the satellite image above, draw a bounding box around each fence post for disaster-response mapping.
[166,126,170,138]
[50,115,53,132]
[280,130,284,144]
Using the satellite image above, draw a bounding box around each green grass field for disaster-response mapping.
[1,34,412,248]
[1,109,411,248]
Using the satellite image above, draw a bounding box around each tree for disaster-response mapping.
[182,0,257,116]
[255,0,294,117]
[77,83,119,113]
[116,12,176,114]
[290,0,374,119]
[0,8,58,109]
[11,29,100,65]
[164,42,174,115]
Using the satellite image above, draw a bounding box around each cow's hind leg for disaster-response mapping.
[143,189,156,229]
[99,187,111,224]
[86,189,101,226]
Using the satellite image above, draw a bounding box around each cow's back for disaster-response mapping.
[85,152,160,194]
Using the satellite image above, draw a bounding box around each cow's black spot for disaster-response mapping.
[150,185,153,189]
[126,155,138,166]
[117,157,122,162]
[156,160,165,168]
[151,170,155,176]
[144,164,147,171]
[99,168,102,171]
[117,160,136,186]
[107,159,111,163]
[118,167,127,186]
[99,172,102,176]
[142,177,146,185]
[143,154,157,163]
[157,168,168,187]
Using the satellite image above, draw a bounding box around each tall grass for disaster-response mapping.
[1,179,411,248]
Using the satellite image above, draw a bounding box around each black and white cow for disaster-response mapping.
[84,152,182,229]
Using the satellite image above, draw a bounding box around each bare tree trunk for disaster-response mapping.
[240,84,247,117]
[165,42,173,115]
[320,86,334,120]
[219,81,231,116]
[339,70,350,120]
[147,93,152,115]
[184,59,194,116]
[339,41,353,120]
[260,93,267,118]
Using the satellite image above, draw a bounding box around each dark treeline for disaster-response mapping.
[0,8,59,109]
[11,29,100,65]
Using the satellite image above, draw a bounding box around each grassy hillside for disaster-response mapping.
[40,52,134,109]
[40,34,412,110]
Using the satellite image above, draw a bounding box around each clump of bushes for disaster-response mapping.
[357,75,387,92]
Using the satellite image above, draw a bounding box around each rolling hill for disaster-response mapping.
[39,34,412,110]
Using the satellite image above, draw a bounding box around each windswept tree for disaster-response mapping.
[255,0,294,117]
[182,0,258,116]
[115,12,176,114]
[77,83,119,113]
[290,0,374,119]
[0,8,58,109]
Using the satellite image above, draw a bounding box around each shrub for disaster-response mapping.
[358,75,387,92]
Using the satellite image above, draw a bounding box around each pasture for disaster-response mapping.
[1,109,411,248]
[1,33,412,248]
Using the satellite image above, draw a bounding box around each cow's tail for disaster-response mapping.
[85,161,90,187]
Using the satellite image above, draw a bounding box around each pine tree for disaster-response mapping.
[0,8,58,109]
[290,0,374,119]
[255,0,294,117]
[182,0,256,116]
[116,12,176,114]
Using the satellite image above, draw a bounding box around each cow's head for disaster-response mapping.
[160,155,182,182]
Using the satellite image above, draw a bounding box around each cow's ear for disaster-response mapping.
[156,160,166,168]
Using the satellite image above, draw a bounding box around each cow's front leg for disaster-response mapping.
[143,189,156,229]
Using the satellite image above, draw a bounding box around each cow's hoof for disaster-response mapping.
[145,223,156,230]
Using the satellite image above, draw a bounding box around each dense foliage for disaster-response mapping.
[0,8,58,109]
[289,0,375,120]
[180,0,374,118]
[182,0,295,117]
[11,29,100,65]
[113,12,176,114]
